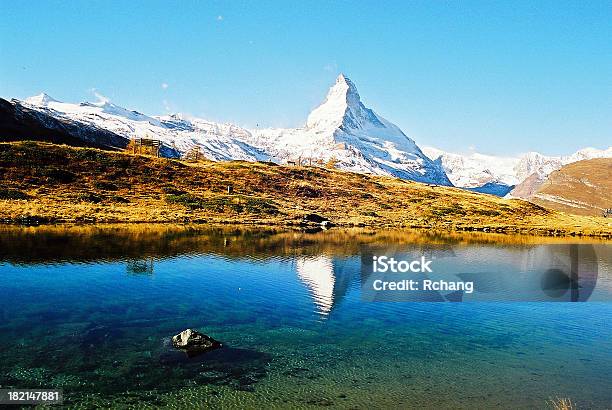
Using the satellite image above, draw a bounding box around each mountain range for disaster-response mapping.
[1,73,610,195]
[1,74,450,185]
[422,146,612,196]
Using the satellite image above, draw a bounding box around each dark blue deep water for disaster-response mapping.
[0,226,610,408]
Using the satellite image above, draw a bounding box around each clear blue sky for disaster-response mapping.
[1,0,610,156]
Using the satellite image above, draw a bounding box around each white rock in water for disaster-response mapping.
[172,328,221,350]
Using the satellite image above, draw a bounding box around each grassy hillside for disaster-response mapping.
[531,158,612,217]
[0,141,610,237]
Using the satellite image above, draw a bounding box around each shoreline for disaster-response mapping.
[1,221,610,243]
[0,220,611,239]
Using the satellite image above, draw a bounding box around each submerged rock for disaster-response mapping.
[172,329,222,354]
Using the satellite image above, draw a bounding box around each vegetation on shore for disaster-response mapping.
[0,141,610,237]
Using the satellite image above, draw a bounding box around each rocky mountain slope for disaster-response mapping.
[18,94,262,161]
[0,97,128,150]
[7,74,608,192]
[523,158,612,217]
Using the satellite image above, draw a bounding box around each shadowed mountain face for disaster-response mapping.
[527,158,612,217]
[466,182,515,197]
[0,98,129,150]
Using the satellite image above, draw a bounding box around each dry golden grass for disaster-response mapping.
[0,141,610,237]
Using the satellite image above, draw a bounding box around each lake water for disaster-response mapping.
[0,226,610,408]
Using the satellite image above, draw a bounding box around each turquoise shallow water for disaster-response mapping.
[0,226,610,408]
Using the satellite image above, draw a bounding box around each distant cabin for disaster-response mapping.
[131,138,162,157]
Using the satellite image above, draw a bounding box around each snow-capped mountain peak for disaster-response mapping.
[25,93,59,106]
[423,146,518,187]
[248,75,452,185]
[569,147,612,161]
[307,74,357,130]
[306,74,385,133]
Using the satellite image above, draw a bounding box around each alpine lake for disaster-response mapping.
[0,225,610,409]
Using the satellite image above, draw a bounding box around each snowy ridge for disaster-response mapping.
[422,147,518,187]
[25,93,58,106]
[21,94,267,161]
[19,82,609,192]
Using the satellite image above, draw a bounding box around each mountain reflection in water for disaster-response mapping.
[296,255,356,316]
[1,225,610,308]
[0,225,611,408]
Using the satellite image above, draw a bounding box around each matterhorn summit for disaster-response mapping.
[306,74,366,130]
